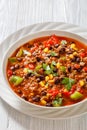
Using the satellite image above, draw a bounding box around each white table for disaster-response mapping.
[0,0,87,130]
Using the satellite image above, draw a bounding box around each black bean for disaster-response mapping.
[49,46,53,50]
[53,68,58,73]
[21,94,28,101]
[10,66,15,70]
[67,66,72,72]
[36,57,41,62]
[36,78,41,82]
[17,57,22,62]
[59,47,65,54]
[54,77,60,84]
[32,95,40,102]
[77,68,82,72]
[54,44,59,48]
[39,75,45,80]
[41,91,47,96]
[71,57,76,62]
[46,103,52,107]
[76,57,80,63]
[24,73,31,79]
[15,64,19,69]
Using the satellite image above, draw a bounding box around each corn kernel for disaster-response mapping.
[39,81,45,87]
[69,54,74,59]
[49,74,53,79]
[79,80,85,87]
[23,68,28,73]
[45,85,48,89]
[43,48,49,53]
[74,47,78,51]
[70,44,76,49]
[40,99,47,105]
[73,52,78,56]
[47,93,50,97]
[45,76,49,81]
[48,79,54,83]
[48,50,51,53]
[56,62,60,69]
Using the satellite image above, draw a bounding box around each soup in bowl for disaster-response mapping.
[3,30,87,108]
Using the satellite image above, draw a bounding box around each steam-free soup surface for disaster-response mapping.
[7,35,87,107]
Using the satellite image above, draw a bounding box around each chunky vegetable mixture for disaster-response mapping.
[7,35,87,107]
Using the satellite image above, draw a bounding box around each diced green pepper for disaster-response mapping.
[35,64,42,71]
[9,75,23,86]
[51,61,56,66]
[8,57,17,63]
[52,98,63,107]
[42,63,48,70]
[16,49,23,57]
[45,70,52,75]
[52,100,60,107]
[50,51,57,56]
[70,91,83,100]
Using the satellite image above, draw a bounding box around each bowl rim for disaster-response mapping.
[2,29,87,110]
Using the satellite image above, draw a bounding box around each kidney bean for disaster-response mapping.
[41,91,47,96]
[46,103,52,107]
[54,77,60,84]
[17,57,22,62]
[15,64,19,69]
[32,95,40,102]
[10,66,15,70]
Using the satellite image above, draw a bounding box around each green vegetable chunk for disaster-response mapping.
[16,49,23,57]
[52,98,63,107]
[70,91,83,100]
[10,75,23,86]
[8,57,17,63]
[35,64,42,71]
[50,51,57,56]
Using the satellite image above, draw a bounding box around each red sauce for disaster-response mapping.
[7,35,87,107]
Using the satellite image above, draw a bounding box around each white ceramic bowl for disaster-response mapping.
[2,30,87,119]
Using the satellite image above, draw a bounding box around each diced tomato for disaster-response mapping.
[80,52,86,58]
[47,39,53,45]
[7,70,13,77]
[62,91,70,97]
[48,89,59,97]
[74,64,80,69]
[83,67,87,72]
[51,34,59,44]
[28,64,35,69]
[44,35,59,48]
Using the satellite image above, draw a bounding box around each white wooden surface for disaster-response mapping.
[0,0,87,129]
